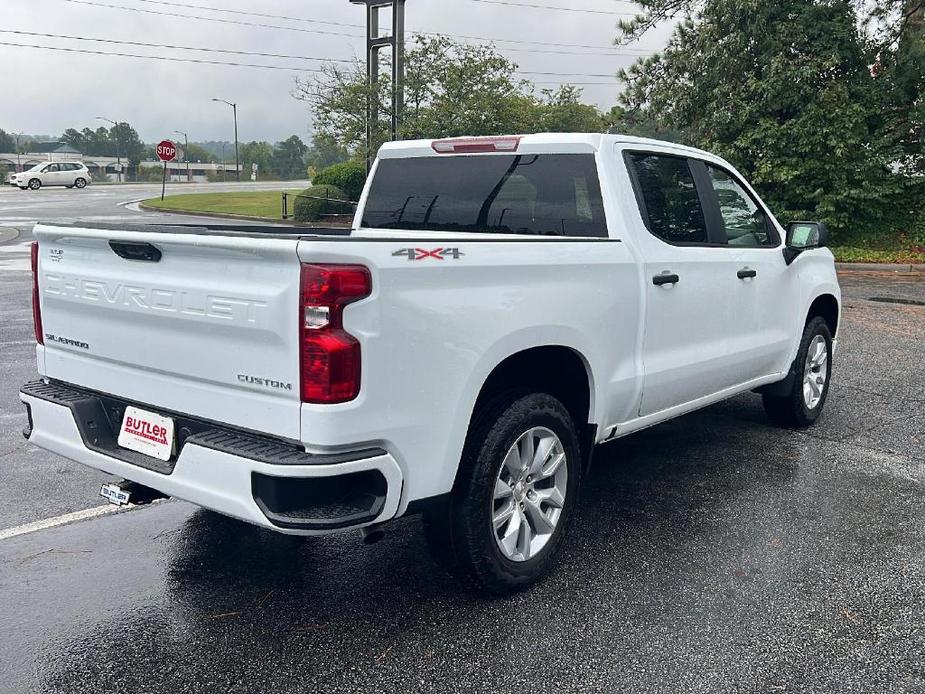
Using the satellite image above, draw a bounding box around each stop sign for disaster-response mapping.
[156,140,177,162]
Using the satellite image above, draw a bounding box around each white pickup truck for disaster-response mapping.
[20,134,840,593]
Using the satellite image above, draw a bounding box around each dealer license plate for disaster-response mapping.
[117,405,174,461]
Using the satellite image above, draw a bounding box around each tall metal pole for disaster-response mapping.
[350,0,406,171]
[96,116,123,183]
[212,98,240,182]
[174,130,190,183]
[14,133,22,173]
[233,103,240,183]
[391,0,405,141]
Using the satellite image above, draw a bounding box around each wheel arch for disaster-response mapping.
[464,345,597,473]
[806,293,839,338]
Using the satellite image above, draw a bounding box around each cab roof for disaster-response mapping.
[376,133,718,161]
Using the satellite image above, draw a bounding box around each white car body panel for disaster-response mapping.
[22,133,841,532]
[9,162,91,188]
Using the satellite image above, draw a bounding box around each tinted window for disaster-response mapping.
[361,154,606,237]
[706,165,775,246]
[630,154,707,244]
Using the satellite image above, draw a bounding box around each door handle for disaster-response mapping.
[109,240,162,262]
[652,273,680,286]
[737,268,757,279]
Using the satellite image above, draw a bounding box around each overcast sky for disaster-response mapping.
[1,0,673,144]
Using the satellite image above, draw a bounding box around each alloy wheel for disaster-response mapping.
[491,426,568,562]
[802,334,828,409]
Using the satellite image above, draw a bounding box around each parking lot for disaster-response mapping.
[1,186,924,693]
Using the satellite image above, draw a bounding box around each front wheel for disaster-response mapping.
[424,392,582,594]
[27,178,41,190]
[763,316,832,428]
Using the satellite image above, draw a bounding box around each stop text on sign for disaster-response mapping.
[156,140,177,162]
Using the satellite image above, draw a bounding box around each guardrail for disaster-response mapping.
[281,191,359,221]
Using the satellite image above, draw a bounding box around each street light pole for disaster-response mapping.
[174,130,190,183]
[212,98,240,182]
[96,116,123,183]
[13,133,22,173]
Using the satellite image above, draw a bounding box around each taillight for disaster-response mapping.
[431,136,521,154]
[300,264,371,404]
[31,242,43,345]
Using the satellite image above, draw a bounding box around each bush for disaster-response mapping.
[293,184,352,222]
[311,161,366,202]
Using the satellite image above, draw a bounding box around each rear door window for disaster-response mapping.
[628,153,708,244]
[361,154,607,237]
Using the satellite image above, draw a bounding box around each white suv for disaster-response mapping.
[9,162,92,190]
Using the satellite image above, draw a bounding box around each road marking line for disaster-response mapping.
[0,503,149,541]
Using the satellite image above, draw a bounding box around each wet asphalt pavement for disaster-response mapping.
[1,196,924,693]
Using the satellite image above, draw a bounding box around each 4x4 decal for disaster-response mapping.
[392,248,465,261]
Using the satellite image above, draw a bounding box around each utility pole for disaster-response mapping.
[96,116,123,183]
[349,0,406,171]
[174,130,190,183]
[212,98,240,182]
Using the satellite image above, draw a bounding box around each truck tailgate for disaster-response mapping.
[33,224,304,440]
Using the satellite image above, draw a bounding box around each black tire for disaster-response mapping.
[28,178,41,190]
[763,316,832,428]
[424,391,582,595]
[74,178,87,189]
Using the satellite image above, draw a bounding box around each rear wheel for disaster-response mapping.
[28,178,41,190]
[74,178,87,189]
[424,391,581,594]
[763,316,832,428]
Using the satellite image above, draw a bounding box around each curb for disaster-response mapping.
[835,262,924,273]
[138,202,302,225]
[0,227,21,244]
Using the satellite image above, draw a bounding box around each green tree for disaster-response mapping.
[294,34,611,160]
[272,135,308,179]
[533,86,608,132]
[305,132,349,171]
[240,141,275,179]
[0,129,15,152]
[618,0,918,235]
[183,143,216,163]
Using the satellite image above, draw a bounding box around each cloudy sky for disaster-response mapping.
[1,0,673,144]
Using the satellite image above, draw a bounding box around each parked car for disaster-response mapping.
[20,134,840,593]
[8,162,91,190]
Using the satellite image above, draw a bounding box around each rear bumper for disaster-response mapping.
[20,380,403,534]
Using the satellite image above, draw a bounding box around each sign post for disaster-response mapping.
[156,140,177,200]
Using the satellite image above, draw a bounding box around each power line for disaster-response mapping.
[468,0,637,15]
[64,0,650,56]
[0,29,356,63]
[124,0,365,29]
[415,29,651,54]
[518,69,615,78]
[0,39,617,80]
[0,41,327,71]
[61,0,363,39]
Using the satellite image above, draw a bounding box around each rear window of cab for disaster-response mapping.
[361,154,607,237]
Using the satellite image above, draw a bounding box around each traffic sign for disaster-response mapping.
[156,140,177,162]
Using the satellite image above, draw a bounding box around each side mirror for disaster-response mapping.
[784,221,828,265]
